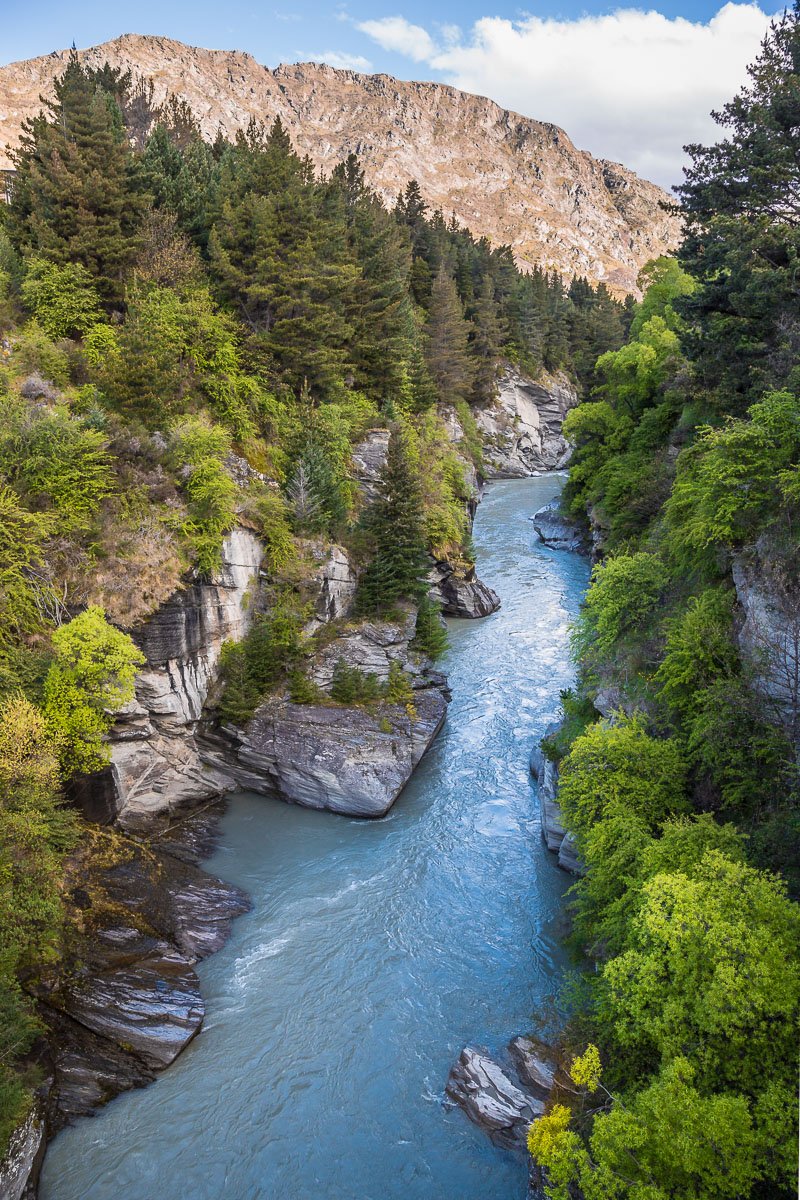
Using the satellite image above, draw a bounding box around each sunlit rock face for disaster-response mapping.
[476,367,578,479]
[0,35,680,293]
[106,528,264,829]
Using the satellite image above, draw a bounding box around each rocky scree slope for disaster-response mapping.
[0,34,679,291]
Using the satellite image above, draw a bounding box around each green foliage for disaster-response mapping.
[676,7,800,406]
[411,597,449,661]
[356,424,430,614]
[43,606,144,776]
[218,597,306,724]
[572,553,668,663]
[541,689,598,763]
[7,52,144,303]
[665,391,800,560]
[558,716,688,835]
[655,587,739,720]
[170,416,237,575]
[20,257,102,340]
[12,405,114,534]
[329,659,383,705]
[0,693,77,1156]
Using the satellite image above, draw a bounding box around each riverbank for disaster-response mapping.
[39,476,589,1200]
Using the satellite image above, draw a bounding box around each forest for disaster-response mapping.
[529,10,800,1200]
[0,48,627,1154]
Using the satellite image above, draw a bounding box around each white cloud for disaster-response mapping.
[356,16,437,62]
[357,3,777,189]
[308,48,373,70]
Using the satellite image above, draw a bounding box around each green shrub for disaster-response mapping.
[541,689,598,763]
[171,416,237,575]
[43,606,144,776]
[558,715,688,835]
[20,257,102,340]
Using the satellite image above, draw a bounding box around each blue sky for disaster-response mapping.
[2,0,784,187]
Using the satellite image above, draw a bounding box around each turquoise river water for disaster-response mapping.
[40,474,590,1200]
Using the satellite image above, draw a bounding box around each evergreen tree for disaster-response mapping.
[210,119,359,393]
[676,5,800,406]
[470,273,504,401]
[7,53,143,304]
[425,265,474,404]
[356,424,430,613]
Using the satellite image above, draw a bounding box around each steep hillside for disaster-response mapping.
[0,33,680,291]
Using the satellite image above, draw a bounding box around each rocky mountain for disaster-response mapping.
[0,33,680,292]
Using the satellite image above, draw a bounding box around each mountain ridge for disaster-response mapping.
[0,33,680,292]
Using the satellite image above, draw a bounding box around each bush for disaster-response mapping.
[20,257,102,340]
[43,607,145,776]
[558,715,688,835]
[170,416,237,575]
[218,597,307,724]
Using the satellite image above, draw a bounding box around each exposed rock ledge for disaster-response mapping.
[202,609,450,817]
[531,745,582,875]
[1,805,250,1197]
[476,367,577,479]
[445,1038,559,1150]
[531,498,588,554]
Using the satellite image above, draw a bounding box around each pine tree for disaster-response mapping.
[356,424,430,613]
[209,120,359,393]
[425,265,474,403]
[7,53,143,304]
[470,273,504,401]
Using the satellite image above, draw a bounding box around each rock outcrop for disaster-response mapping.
[531,499,588,554]
[0,1106,45,1200]
[428,561,500,619]
[446,1037,560,1152]
[446,1047,545,1149]
[476,368,577,478]
[203,609,450,817]
[0,35,680,292]
[106,528,263,830]
[732,547,800,745]
[534,754,582,875]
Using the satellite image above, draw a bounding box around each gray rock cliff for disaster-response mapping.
[476,368,577,479]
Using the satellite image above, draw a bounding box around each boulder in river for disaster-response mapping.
[445,1047,545,1150]
[429,560,501,619]
[531,499,587,553]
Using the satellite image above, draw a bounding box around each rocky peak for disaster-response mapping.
[0,33,680,292]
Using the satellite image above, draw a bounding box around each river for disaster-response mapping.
[40,474,589,1200]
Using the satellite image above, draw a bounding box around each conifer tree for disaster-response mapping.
[425,264,474,403]
[470,273,504,401]
[7,53,143,303]
[356,424,430,613]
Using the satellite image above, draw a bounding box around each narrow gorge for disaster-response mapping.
[38,473,589,1200]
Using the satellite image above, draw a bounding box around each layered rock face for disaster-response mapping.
[0,34,679,291]
[530,746,582,875]
[27,811,248,1146]
[107,528,263,829]
[0,1107,45,1200]
[445,1037,559,1150]
[476,368,577,478]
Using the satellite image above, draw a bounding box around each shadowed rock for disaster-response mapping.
[531,499,587,553]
